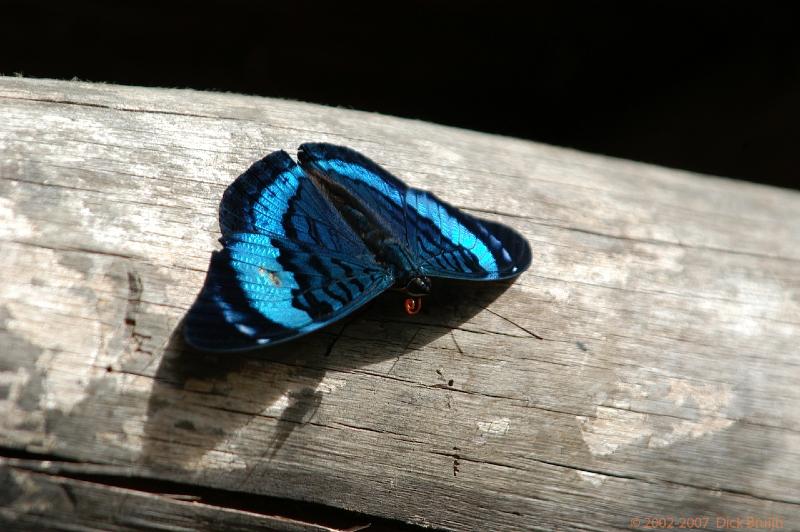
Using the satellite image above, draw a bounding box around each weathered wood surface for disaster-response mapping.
[1,459,342,532]
[0,76,799,531]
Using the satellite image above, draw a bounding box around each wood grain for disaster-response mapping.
[1,76,798,531]
[0,459,345,532]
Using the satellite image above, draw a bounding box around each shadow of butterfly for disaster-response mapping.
[183,143,532,351]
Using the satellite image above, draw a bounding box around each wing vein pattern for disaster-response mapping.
[184,144,530,351]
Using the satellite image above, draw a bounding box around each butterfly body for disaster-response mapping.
[184,143,531,352]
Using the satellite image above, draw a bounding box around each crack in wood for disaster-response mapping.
[1,458,427,531]
[0,93,237,121]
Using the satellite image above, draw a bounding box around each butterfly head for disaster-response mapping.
[404,275,431,297]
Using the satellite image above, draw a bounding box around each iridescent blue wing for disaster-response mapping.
[298,143,408,245]
[219,150,365,253]
[298,143,531,281]
[184,151,393,351]
[184,234,393,351]
[404,188,531,280]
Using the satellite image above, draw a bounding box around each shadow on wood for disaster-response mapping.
[140,278,510,473]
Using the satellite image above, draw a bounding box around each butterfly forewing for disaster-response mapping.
[299,143,409,247]
[219,150,365,255]
[184,152,393,351]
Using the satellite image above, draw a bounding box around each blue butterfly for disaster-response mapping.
[183,143,531,351]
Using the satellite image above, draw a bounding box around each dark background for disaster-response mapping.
[4,1,799,190]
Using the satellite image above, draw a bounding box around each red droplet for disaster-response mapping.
[404,297,422,315]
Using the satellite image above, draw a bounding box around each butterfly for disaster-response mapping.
[183,143,532,351]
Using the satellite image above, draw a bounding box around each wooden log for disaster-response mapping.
[0,76,798,531]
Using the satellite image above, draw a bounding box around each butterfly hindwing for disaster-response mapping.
[184,153,393,351]
[298,143,532,281]
[405,188,531,280]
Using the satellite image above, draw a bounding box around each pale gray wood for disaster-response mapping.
[1,76,799,531]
